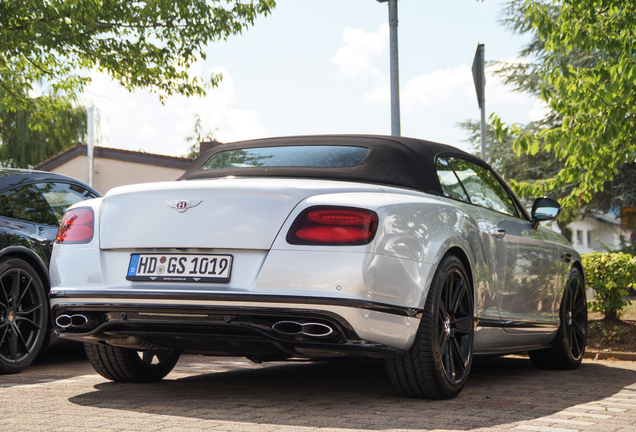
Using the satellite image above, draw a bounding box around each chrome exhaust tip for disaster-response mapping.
[272,321,334,338]
[55,314,72,328]
[70,314,90,328]
[56,314,96,329]
[301,323,334,337]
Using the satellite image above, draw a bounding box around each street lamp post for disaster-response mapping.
[377,0,400,136]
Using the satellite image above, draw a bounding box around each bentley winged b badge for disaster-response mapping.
[166,200,202,213]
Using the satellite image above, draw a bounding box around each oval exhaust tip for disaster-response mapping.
[272,321,303,335]
[70,314,89,327]
[301,323,334,337]
[56,314,72,328]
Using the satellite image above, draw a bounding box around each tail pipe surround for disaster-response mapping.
[55,314,95,329]
[272,321,335,338]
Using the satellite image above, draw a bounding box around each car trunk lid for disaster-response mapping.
[99,178,384,250]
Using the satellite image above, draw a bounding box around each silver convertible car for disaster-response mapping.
[49,135,587,399]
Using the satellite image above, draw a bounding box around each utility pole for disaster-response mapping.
[87,106,95,187]
[377,0,401,136]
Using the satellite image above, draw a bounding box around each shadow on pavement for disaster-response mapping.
[68,355,636,430]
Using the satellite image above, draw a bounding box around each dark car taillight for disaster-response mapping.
[56,208,94,244]
[287,206,378,246]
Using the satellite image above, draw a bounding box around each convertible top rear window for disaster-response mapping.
[201,146,369,170]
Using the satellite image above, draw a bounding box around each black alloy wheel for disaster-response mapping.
[386,254,474,399]
[0,258,48,374]
[85,343,181,382]
[529,267,587,369]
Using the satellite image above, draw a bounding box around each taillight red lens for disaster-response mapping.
[287,207,378,246]
[56,208,94,244]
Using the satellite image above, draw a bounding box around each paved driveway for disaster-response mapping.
[2,345,636,431]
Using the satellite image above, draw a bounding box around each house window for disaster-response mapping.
[576,230,584,246]
[587,231,593,248]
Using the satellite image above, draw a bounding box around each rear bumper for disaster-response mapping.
[50,291,421,359]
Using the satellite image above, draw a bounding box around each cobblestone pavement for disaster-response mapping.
[2,344,636,432]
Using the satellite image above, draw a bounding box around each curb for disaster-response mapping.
[584,350,636,361]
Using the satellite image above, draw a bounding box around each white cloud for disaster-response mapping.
[331,24,389,82]
[80,66,267,156]
[399,60,539,122]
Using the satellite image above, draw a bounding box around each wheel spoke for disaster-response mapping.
[573,320,586,339]
[451,337,468,371]
[17,303,42,316]
[438,302,448,323]
[443,340,454,381]
[573,297,586,317]
[0,277,8,305]
[15,316,41,329]
[569,326,581,357]
[8,330,19,360]
[450,279,464,314]
[9,270,20,300]
[439,330,448,352]
[0,325,7,349]
[17,278,33,307]
[14,324,31,355]
[445,273,454,314]
[452,316,472,333]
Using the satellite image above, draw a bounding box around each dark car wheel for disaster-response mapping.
[529,267,587,370]
[0,258,48,374]
[85,343,181,382]
[386,254,474,399]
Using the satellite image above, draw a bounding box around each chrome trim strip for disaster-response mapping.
[50,290,424,318]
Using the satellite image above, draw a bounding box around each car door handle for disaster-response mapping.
[489,229,506,239]
[561,253,572,263]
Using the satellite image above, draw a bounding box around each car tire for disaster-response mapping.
[529,267,587,370]
[386,254,474,399]
[85,343,181,382]
[0,257,48,374]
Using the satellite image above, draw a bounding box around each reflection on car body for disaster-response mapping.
[48,135,587,399]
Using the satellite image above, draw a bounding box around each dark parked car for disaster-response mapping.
[0,169,99,373]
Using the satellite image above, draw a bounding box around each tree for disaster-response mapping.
[184,114,217,159]
[0,89,87,167]
[459,119,576,239]
[490,0,636,213]
[0,0,276,120]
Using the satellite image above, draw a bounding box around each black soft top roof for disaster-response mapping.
[180,135,483,193]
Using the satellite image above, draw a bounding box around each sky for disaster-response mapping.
[81,0,542,158]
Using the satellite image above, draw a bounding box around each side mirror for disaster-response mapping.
[531,197,561,230]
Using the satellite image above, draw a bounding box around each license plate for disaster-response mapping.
[126,254,232,283]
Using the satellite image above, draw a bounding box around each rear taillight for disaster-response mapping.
[56,208,94,244]
[287,206,378,246]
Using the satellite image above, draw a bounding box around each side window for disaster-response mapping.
[435,157,470,203]
[445,157,518,217]
[36,183,98,223]
[0,185,58,225]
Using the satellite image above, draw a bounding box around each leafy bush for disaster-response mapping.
[583,252,636,319]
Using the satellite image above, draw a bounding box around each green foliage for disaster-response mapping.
[490,1,636,213]
[0,89,86,167]
[0,0,276,118]
[583,252,636,319]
